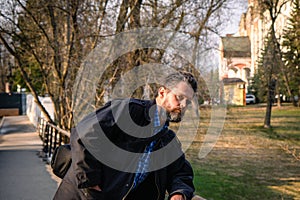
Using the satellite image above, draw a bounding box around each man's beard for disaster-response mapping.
[166,110,182,122]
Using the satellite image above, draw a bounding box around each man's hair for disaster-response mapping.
[163,71,197,93]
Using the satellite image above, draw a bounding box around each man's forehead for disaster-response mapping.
[171,81,194,99]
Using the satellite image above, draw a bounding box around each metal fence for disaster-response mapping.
[37,117,70,163]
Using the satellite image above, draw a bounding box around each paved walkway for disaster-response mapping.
[0,116,60,200]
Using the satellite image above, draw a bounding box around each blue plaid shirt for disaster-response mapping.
[133,107,167,188]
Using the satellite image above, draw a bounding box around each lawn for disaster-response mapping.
[180,103,300,200]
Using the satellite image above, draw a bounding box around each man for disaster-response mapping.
[54,71,202,200]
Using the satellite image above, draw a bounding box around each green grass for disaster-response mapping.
[193,167,289,200]
[187,103,300,200]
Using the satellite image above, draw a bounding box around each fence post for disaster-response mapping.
[36,117,70,163]
[43,123,49,156]
[48,126,54,159]
[53,128,58,151]
[39,118,45,140]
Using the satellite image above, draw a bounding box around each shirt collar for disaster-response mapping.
[154,107,161,128]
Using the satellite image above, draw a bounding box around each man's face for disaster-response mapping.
[158,81,194,122]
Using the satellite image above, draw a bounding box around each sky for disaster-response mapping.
[203,1,249,92]
[221,0,249,36]
[200,0,249,71]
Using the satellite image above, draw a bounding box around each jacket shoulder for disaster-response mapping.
[128,98,153,123]
[102,98,152,107]
[129,98,152,107]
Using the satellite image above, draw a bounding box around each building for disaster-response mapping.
[219,36,250,105]
[221,78,246,105]
[219,0,293,105]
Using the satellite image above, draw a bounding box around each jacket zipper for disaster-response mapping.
[155,172,160,200]
[155,139,163,200]
[123,138,162,200]
[122,146,145,200]
[122,182,134,200]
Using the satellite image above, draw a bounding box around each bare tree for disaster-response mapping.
[0,0,108,129]
[0,0,236,129]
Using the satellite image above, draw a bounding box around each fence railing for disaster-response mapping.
[37,117,70,163]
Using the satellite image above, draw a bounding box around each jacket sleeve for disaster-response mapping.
[71,127,103,189]
[69,99,135,189]
[70,101,116,189]
[70,99,151,189]
[166,153,195,200]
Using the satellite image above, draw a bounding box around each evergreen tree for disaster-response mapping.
[282,0,300,106]
[256,34,278,105]
[12,61,45,95]
[253,0,290,128]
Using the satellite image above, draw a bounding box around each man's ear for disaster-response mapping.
[158,86,167,98]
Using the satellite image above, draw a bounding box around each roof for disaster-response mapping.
[221,36,251,58]
[222,78,245,84]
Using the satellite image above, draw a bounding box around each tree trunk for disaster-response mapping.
[264,89,272,128]
[264,78,276,128]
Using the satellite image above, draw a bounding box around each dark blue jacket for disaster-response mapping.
[53,98,195,200]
